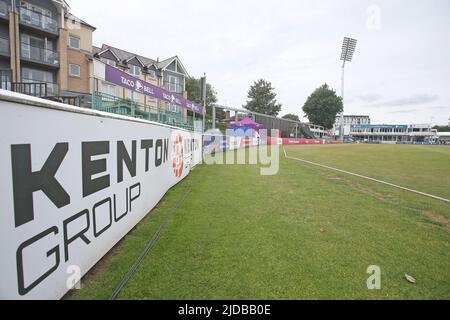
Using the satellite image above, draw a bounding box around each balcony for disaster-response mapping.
[19,7,58,35]
[0,35,9,56]
[21,78,59,96]
[21,42,59,67]
[164,81,184,95]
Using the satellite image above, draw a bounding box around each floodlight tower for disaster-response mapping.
[339,37,358,141]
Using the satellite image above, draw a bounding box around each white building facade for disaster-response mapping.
[334,115,371,136]
[350,124,438,144]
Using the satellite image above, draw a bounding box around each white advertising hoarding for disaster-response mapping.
[0,91,202,299]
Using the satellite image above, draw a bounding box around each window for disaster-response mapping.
[69,64,81,77]
[125,89,140,103]
[129,65,141,77]
[168,75,180,85]
[147,70,156,79]
[21,34,55,58]
[165,75,181,93]
[131,91,140,102]
[102,83,116,96]
[100,57,117,67]
[0,1,7,17]
[22,67,54,83]
[69,36,80,50]
[166,103,179,113]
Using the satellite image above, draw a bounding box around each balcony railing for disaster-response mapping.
[19,7,58,34]
[0,35,9,55]
[164,82,184,94]
[12,81,47,97]
[22,78,59,96]
[92,92,195,131]
[21,42,59,66]
[45,95,86,108]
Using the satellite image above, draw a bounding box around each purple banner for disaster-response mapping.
[104,64,204,114]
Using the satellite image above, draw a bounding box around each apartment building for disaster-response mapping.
[92,44,192,125]
[0,0,95,104]
[0,1,200,129]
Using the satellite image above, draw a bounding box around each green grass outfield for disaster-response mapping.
[69,144,450,300]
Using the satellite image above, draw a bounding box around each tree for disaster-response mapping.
[282,114,300,122]
[185,77,222,119]
[302,84,343,129]
[433,125,450,132]
[243,79,282,116]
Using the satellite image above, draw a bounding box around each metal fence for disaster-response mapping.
[92,92,197,131]
[11,82,47,97]
[45,95,85,108]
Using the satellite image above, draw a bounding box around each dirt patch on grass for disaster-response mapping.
[317,168,450,232]
[421,211,450,231]
[318,170,398,204]
[350,183,398,203]
[318,172,343,181]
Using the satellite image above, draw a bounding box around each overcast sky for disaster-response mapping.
[72,0,450,125]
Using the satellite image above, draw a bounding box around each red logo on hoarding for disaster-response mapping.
[172,135,184,178]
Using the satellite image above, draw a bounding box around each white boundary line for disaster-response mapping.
[283,147,450,204]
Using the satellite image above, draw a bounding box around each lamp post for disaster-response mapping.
[339,37,358,142]
[200,73,207,132]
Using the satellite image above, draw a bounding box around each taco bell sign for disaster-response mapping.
[105,65,204,114]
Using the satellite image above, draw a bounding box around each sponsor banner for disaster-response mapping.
[240,137,251,148]
[240,137,259,148]
[104,65,204,114]
[285,138,327,145]
[228,136,259,150]
[203,135,228,155]
[229,136,242,150]
[267,138,279,145]
[268,138,329,145]
[203,135,261,155]
[0,94,202,299]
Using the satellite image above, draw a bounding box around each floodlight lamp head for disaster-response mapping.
[340,37,358,63]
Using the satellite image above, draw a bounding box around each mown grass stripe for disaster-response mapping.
[283,147,450,204]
